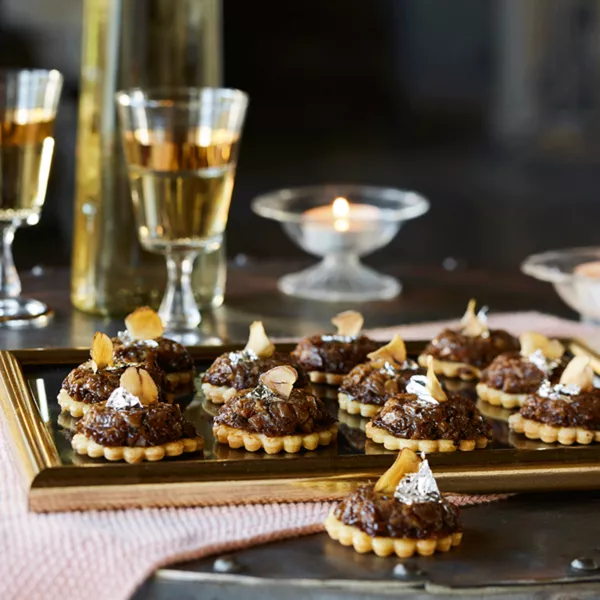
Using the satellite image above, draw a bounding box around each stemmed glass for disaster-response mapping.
[116,87,248,336]
[0,69,63,325]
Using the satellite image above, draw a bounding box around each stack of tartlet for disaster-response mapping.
[58,308,202,464]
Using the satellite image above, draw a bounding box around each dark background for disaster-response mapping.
[1,0,600,272]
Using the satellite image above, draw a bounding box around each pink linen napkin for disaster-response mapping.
[1,311,595,600]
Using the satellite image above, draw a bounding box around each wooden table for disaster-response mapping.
[6,262,599,600]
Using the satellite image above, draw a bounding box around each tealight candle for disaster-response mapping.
[303,197,381,233]
[301,197,382,255]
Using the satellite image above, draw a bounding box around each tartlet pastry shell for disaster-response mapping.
[509,413,600,445]
[365,422,489,452]
[58,389,99,417]
[166,370,195,396]
[418,354,481,380]
[476,382,528,409]
[201,382,238,404]
[308,371,345,385]
[213,423,338,454]
[324,513,462,558]
[71,433,204,464]
[338,392,381,418]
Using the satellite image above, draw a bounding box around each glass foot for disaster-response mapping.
[0,297,53,328]
[278,256,401,302]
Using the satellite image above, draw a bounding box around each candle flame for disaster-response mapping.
[332,197,350,218]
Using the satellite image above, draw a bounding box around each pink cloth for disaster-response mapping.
[1,311,594,600]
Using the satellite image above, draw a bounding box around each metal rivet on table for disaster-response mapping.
[571,557,599,572]
[213,555,243,574]
[393,563,425,579]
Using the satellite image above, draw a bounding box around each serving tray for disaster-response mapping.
[2,340,600,513]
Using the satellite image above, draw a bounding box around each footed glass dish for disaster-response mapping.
[252,184,429,302]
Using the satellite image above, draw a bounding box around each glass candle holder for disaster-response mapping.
[252,184,429,302]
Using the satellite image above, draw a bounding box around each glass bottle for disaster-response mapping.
[72,0,223,316]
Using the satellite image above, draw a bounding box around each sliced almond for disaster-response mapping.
[119,367,159,405]
[245,321,275,358]
[519,332,564,361]
[460,298,488,337]
[374,448,421,494]
[367,335,407,365]
[331,310,364,337]
[559,356,594,391]
[259,365,298,399]
[426,356,447,402]
[125,307,164,341]
[90,332,114,370]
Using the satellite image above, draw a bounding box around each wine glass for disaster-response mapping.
[0,69,63,326]
[116,87,248,336]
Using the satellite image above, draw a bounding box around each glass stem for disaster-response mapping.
[159,251,200,330]
[0,225,21,298]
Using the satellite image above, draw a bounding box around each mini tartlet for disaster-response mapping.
[212,365,338,454]
[58,332,168,418]
[509,356,600,445]
[418,299,519,380]
[477,332,566,409]
[112,307,196,398]
[72,366,203,464]
[338,335,424,418]
[291,311,379,385]
[325,449,462,558]
[365,357,491,452]
[202,321,308,404]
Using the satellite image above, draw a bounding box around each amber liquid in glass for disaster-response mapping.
[122,128,238,254]
[0,110,55,224]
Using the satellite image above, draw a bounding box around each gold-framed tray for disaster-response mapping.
[2,340,600,513]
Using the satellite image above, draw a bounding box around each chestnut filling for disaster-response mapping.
[77,403,197,447]
[112,336,194,374]
[291,335,380,375]
[339,362,424,406]
[372,394,491,441]
[214,388,336,437]
[520,392,600,430]
[333,485,461,539]
[424,329,519,369]
[203,352,309,390]
[480,352,564,394]
[62,360,167,405]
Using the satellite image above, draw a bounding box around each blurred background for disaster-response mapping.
[2,0,600,272]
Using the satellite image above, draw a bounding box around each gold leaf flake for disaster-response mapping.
[519,332,564,361]
[331,310,364,337]
[259,365,298,399]
[374,448,421,494]
[119,367,159,405]
[125,307,164,341]
[245,321,275,358]
[90,332,114,370]
[460,298,488,337]
[426,356,447,402]
[559,356,594,391]
[367,335,407,365]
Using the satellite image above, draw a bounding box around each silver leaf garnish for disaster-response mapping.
[528,349,561,376]
[538,380,581,401]
[118,330,159,348]
[228,349,258,366]
[248,382,279,401]
[380,359,419,377]
[477,306,490,339]
[106,387,142,410]
[394,459,442,505]
[405,375,439,405]
[321,334,357,343]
